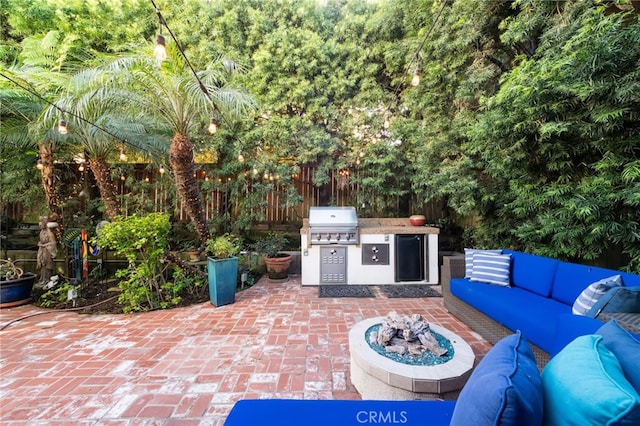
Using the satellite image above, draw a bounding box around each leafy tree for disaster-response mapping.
[470,2,640,270]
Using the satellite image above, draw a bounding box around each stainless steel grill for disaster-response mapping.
[308,206,359,245]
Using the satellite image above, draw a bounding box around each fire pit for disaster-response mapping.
[349,315,475,400]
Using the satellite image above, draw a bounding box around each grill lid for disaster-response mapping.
[308,206,358,227]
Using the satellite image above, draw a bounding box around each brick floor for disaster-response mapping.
[0,276,492,425]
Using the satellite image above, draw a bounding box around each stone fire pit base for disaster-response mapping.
[349,317,475,400]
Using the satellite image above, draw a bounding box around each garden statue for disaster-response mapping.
[37,216,58,284]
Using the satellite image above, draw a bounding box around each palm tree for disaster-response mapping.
[45,66,167,221]
[108,47,257,244]
[0,31,81,224]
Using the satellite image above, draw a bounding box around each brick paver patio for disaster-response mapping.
[0,276,491,425]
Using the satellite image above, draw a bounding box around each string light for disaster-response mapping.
[150,0,227,135]
[58,119,68,135]
[119,146,127,161]
[159,165,165,174]
[154,33,167,62]
[78,163,85,172]
[237,151,245,162]
[411,66,421,87]
[36,159,44,170]
[208,118,219,134]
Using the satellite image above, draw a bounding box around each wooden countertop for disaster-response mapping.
[300,218,440,236]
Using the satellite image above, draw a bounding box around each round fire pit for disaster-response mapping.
[349,317,475,400]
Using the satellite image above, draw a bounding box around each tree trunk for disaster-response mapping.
[88,157,121,220]
[38,141,62,225]
[169,132,211,244]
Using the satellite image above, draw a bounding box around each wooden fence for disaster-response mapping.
[2,164,446,227]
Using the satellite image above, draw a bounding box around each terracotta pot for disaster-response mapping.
[264,253,292,280]
[409,215,426,226]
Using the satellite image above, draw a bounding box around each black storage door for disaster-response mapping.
[395,235,425,282]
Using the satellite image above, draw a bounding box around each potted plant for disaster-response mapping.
[0,259,37,308]
[252,232,292,281]
[205,234,241,307]
[186,247,202,262]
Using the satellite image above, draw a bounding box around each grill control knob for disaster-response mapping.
[372,246,379,253]
[372,255,379,262]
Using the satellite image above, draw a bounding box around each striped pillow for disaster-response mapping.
[464,248,503,278]
[572,275,622,316]
[469,253,512,287]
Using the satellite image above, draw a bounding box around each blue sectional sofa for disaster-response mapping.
[225,250,640,425]
[441,249,640,367]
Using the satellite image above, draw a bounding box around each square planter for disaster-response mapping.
[207,257,238,307]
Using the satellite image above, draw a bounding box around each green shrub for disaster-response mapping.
[94,213,174,312]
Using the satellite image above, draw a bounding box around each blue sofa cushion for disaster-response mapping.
[451,278,568,353]
[224,399,457,426]
[503,250,558,297]
[464,248,503,278]
[571,275,622,315]
[469,253,512,286]
[542,335,640,425]
[597,319,640,391]
[552,261,640,306]
[551,314,604,356]
[450,332,543,426]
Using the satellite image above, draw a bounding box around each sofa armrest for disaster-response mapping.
[441,255,465,294]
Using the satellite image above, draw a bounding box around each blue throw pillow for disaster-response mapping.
[571,275,622,316]
[469,253,512,287]
[542,335,640,426]
[588,286,640,317]
[450,332,542,426]
[464,248,502,278]
[597,320,640,391]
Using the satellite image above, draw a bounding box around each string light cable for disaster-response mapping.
[395,0,449,97]
[0,70,138,151]
[149,0,231,129]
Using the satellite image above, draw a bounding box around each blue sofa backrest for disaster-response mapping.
[502,250,640,306]
[552,261,640,306]
[502,250,559,297]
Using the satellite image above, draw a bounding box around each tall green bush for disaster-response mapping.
[94,213,176,312]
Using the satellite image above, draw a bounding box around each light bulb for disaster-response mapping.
[36,160,44,170]
[159,166,165,174]
[58,119,68,135]
[119,148,127,161]
[78,163,85,172]
[411,68,421,87]
[208,118,219,134]
[237,152,245,162]
[154,34,167,61]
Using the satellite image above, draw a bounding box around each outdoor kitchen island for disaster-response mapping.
[301,208,439,286]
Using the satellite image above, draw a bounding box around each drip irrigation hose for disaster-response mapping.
[0,294,120,331]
